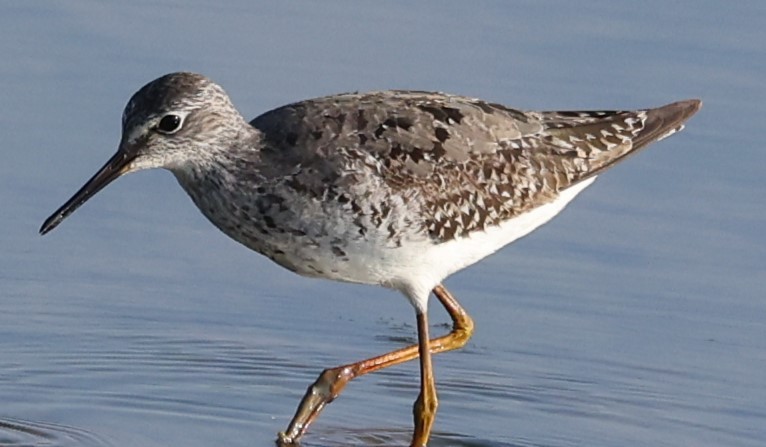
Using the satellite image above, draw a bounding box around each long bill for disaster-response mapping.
[39,149,137,235]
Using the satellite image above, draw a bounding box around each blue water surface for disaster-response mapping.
[1,2,764,446]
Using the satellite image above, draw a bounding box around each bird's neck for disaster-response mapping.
[171,126,268,207]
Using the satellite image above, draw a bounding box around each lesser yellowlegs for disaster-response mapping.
[40,72,701,446]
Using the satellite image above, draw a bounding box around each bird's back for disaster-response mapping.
[250,91,701,244]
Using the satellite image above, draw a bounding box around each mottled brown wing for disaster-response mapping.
[251,92,700,242]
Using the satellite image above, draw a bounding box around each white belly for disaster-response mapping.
[180,163,596,313]
[381,177,598,312]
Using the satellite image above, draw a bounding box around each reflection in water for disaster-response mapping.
[302,426,524,447]
[0,417,112,447]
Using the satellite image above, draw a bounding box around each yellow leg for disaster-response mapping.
[277,284,474,445]
[411,309,436,446]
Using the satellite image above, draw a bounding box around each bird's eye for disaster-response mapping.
[156,114,183,134]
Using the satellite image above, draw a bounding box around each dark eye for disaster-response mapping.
[157,114,183,134]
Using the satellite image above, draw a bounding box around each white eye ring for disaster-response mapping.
[156,113,185,134]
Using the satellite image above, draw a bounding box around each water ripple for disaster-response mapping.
[0,417,112,447]
[303,427,525,447]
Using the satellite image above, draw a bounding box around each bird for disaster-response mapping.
[40,72,701,446]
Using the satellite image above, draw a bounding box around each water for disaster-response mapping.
[1,1,764,446]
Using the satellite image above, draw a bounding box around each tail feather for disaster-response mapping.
[634,99,702,147]
[544,99,702,181]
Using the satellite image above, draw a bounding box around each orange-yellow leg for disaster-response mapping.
[411,309,436,447]
[277,284,474,446]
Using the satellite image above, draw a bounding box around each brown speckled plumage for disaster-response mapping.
[41,71,701,291]
[40,72,701,446]
[251,90,696,242]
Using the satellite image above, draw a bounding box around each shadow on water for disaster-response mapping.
[0,417,113,447]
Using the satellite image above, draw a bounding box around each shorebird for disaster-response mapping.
[40,72,701,446]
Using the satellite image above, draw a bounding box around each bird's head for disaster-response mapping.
[40,72,244,234]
